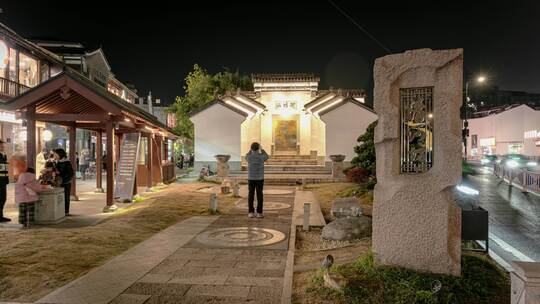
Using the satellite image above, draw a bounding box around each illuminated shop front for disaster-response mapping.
[468,104,540,157]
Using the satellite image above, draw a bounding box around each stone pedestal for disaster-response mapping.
[215,154,231,180]
[511,262,540,304]
[372,48,463,276]
[329,155,345,178]
[35,187,65,224]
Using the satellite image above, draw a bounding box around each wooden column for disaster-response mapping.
[26,105,36,170]
[104,121,116,211]
[68,123,78,200]
[146,133,153,191]
[37,127,42,153]
[115,134,122,174]
[95,131,104,192]
[155,135,163,184]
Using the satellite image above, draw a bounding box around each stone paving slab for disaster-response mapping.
[36,216,218,304]
[111,186,296,303]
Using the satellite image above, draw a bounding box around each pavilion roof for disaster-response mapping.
[0,68,178,137]
[251,73,320,83]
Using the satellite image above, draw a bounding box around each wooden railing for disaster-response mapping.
[0,77,31,98]
[494,164,540,194]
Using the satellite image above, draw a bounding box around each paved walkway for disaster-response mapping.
[1,178,145,228]
[464,165,540,267]
[38,186,296,304]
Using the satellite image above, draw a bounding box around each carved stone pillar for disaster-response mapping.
[329,155,345,178]
[372,48,463,276]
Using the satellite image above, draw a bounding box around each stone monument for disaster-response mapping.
[372,48,463,275]
[215,154,230,180]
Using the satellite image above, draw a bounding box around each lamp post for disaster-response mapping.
[463,75,486,159]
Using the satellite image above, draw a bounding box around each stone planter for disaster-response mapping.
[34,187,66,224]
[329,155,346,178]
[215,154,231,179]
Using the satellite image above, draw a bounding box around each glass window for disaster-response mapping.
[40,62,49,82]
[19,52,38,87]
[0,40,7,78]
[8,48,17,82]
[138,137,147,165]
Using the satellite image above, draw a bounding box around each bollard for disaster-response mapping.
[303,202,311,231]
[210,193,218,212]
[232,178,240,198]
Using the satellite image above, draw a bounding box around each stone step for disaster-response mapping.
[269,155,314,160]
[228,175,345,186]
[266,160,319,165]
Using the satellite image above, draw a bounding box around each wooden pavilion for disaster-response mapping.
[0,69,178,211]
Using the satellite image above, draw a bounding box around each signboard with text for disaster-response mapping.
[114,132,141,203]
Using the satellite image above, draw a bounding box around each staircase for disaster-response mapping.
[227,155,343,185]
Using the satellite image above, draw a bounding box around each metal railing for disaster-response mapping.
[0,77,31,98]
[494,164,540,194]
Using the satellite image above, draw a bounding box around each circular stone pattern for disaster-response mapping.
[236,201,291,210]
[264,189,293,195]
[196,227,286,248]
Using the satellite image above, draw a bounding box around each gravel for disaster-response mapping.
[295,227,363,251]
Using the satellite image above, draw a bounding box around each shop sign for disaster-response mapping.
[479,137,496,147]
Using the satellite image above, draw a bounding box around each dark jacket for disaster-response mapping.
[0,153,8,185]
[246,149,268,180]
[56,158,74,185]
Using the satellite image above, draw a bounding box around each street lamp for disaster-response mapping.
[463,75,487,159]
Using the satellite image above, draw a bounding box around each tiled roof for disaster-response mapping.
[251,73,320,83]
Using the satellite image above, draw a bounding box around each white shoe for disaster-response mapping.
[256,213,264,218]
[248,213,255,218]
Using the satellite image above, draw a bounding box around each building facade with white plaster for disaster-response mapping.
[467,104,540,157]
[190,74,377,171]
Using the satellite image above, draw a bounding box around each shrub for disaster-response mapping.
[309,252,510,304]
[346,167,370,184]
[351,121,377,176]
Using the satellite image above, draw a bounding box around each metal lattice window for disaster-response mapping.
[400,87,434,173]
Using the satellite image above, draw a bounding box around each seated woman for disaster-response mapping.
[12,153,47,227]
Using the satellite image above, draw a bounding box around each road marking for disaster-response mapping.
[476,240,514,272]
[489,233,535,262]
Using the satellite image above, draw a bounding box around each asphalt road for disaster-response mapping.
[462,165,540,269]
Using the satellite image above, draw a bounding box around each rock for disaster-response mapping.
[331,197,362,218]
[322,216,372,241]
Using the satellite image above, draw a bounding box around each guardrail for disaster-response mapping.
[494,164,540,194]
[0,77,31,97]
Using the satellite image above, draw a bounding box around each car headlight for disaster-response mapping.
[527,161,538,167]
[481,159,490,164]
[506,159,519,168]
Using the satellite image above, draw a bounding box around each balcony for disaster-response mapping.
[0,77,31,100]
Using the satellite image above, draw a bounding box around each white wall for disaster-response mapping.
[468,105,540,156]
[321,102,378,161]
[190,103,245,162]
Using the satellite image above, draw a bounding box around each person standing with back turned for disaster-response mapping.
[245,142,268,218]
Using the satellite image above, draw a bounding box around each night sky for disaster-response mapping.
[1,1,538,105]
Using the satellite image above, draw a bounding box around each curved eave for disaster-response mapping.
[318,97,376,117]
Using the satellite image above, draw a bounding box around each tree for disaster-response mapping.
[169,64,252,140]
[351,120,377,175]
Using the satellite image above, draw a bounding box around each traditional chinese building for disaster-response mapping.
[190,74,377,172]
